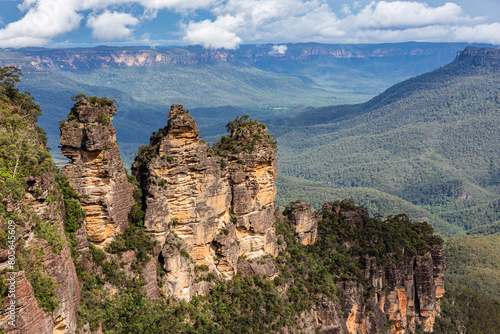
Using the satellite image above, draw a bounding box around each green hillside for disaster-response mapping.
[434,283,500,334]
[273,47,500,237]
[444,233,500,301]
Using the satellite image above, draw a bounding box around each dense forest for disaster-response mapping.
[273,47,500,239]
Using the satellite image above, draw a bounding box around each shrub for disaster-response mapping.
[27,271,59,313]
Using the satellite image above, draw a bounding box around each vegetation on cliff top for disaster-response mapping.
[70,93,116,107]
[213,114,277,155]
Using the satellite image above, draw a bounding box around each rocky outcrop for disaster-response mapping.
[218,114,279,261]
[285,200,318,245]
[307,203,447,334]
[332,245,446,334]
[60,97,134,246]
[132,105,279,301]
[456,46,500,66]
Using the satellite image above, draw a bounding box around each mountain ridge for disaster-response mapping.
[273,45,500,237]
[4,42,483,69]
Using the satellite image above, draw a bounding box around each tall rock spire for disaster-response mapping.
[132,105,279,301]
[60,97,134,246]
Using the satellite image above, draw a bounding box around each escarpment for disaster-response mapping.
[132,105,279,300]
[0,173,81,334]
[0,86,79,333]
[284,201,446,334]
[59,97,134,246]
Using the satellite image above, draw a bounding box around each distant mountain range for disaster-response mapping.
[0,42,488,162]
[273,46,500,237]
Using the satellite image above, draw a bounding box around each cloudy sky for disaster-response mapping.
[0,0,499,49]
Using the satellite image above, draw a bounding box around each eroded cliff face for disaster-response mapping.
[132,105,278,301]
[60,98,134,246]
[285,201,446,334]
[285,200,318,246]
[335,248,446,334]
[0,173,80,333]
[15,45,465,71]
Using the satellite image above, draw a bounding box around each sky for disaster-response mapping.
[0,0,499,49]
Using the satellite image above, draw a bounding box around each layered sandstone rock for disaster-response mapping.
[60,98,134,246]
[333,245,446,334]
[132,105,279,300]
[217,114,279,261]
[285,200,318,245]
[308,203,447,334]
[0,172,80,334]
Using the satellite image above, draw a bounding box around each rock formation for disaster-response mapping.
[60,97,134,246]
[286,202,447,334]
[0,94,448,334]
[331,244,446,334]
[132,105,278,300]
[285,200,318,245]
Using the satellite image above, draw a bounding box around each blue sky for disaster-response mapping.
[0,0,499,49]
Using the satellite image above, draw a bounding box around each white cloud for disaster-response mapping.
[349,1,483,29]
[182,15,243,49]
[1,0,500,48]
[181,0,500,49]
[0,0,217,47]
[0,0,82,47]
[136,0,216,11]
[87,11,139,41]
[183,0,342,49]
[270,44,287,54]
[450,22,500,44]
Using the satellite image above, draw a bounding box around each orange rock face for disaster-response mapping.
[133,105,279,301]
[60,98,135,246]
[334,246,447,334]
[285,200,318,245]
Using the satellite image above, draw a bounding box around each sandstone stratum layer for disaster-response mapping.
[59,97,134,246]
[132,105,279,300]
[0,142,79,332]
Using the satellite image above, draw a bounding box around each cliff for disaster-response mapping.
[12,43,468,70]
[284,201,446,334]
[0,78,80,333]
[59,97,135,246]
[132,105,278,300]
[455,46,500,66]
